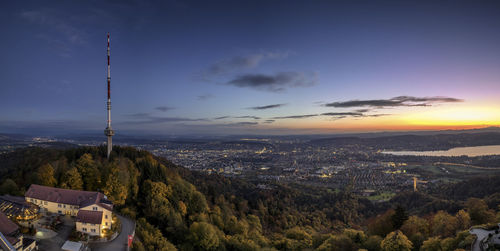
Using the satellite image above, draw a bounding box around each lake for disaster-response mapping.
[382,145,500,157]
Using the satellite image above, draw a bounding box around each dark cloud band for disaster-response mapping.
[248,104,286,110]
[227,72,317,92]
[325,96,463,108]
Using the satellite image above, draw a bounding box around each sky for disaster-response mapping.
[1,0,500,136]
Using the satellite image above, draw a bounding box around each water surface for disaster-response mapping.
[382,145,500,157]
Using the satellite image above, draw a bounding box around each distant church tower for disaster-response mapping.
[104,32,114,158]
[413,177,418,192]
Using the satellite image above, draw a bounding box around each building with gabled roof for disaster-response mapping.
[24,184,113,236]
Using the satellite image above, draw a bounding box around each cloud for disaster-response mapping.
[273,114,319,119]
[155,106,174,112]
[226,71,317,92]
[367,114,392,117]
[263,120,275,124]
[214,115,260,120]
[235,116,261,120]
[321,112,364,117]
[125,117,207,124]
[123,113,207,124]
[229,122,259,126]
[197,94,214,100]
[271,112,392,120]
[321,112,391,120]
[247,104,286,110]
[325,96,463,108]
[201,52,288,78]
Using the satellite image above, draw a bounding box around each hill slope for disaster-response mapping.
[1,146,497,250]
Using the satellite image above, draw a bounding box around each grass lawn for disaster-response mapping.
[366,191,396,201]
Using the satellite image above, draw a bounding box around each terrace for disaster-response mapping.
[0,195,39,221]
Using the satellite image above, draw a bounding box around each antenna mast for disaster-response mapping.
[104,32,114,158]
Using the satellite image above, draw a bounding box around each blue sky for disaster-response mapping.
[1,0,500,135]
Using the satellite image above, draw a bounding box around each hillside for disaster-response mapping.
[1,146,499,250]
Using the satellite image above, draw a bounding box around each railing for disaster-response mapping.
[0,232,16,251]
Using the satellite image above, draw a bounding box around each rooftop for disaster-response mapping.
[25,184,112,210]
[0,211,19,236]
[76,210,103,225]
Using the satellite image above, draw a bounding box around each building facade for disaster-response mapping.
[25,184,113,236]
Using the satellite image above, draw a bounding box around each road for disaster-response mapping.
[470,228,491,251]
[89,215,135,251]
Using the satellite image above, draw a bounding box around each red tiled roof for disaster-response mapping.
[76,210,103,224]
[25,184,112,209]
[0,211,19,236]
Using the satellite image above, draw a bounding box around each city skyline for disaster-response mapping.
[1,0,500,135]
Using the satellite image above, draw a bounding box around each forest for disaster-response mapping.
[1,146,500,250]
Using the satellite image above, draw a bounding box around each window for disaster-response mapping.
[63,205,66,208]
[30,198,33,202]
[82,228,87,232]
[91,229,96,233]
[58,204,62,208]
[44,201,48,205]
[105,215,108,219]
[92,206,98,211]
[105,222,108,226]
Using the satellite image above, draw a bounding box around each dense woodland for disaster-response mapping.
[1,146,500,250]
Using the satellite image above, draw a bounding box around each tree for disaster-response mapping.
[189,222,223,251]
[284,226,313,249]
[420,237,442,251]
[37,163,57,187]
[227,234,261,251]
[363,235,382,251]
[136,218,177,251]
[440,237,457,251]
[431,211,458,238]
[343,228,367,244]
[455,210,471,231]
[143,180,173,220]
[103,166,128,206]
[368,209,395,237]
[401,216,429,238]
[465,198,495,225]
[60,167,83,190]
[317,234,357,251]
[75,153,101,191]
[391,205,409,230]
[380,230,412,251]
[0,179,19,195]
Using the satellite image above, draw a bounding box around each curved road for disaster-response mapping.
[90,215,135,251]
[470,228,490,251]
